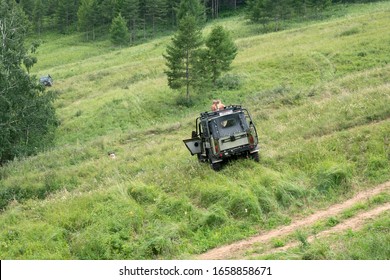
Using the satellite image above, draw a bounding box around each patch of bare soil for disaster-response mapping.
[197,181,390,260]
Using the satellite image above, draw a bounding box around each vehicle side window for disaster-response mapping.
[200,121,207,137]
[209,120,218,136]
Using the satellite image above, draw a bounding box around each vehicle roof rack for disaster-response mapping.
[200,105,243,118]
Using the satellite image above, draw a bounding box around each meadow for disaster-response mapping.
[0,2,389,259]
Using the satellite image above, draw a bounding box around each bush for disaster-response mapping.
[215,73,242,90]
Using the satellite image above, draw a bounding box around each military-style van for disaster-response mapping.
[184,105,259,171]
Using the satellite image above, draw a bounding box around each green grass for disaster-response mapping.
[257,211,390,260]
[243,191,390,259]
[1,2,390,259]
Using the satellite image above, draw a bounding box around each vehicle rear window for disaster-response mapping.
[220,118,236,128]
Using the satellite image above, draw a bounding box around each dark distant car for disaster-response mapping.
[39,75,53,87]
[184,105,259,171]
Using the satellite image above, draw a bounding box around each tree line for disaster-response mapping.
[18,0,246,38]
[17,0,378,39]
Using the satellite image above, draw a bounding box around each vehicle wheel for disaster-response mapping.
[249,151,259,162]
[207,150,222,171]
[211,161,222,171]
[197,153,207,163]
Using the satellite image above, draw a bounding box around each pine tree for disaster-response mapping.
[32,0,45,34]
[144,0,168,37]
[100,0,118,26]
[310,0,331,18]
[210,0,220,19]
[1,0,57,164]
[167,0,181,27]
[163,15,203,102]
[176,0,205,25]
[110,13,130,46]
[246,0,271,25]
[118,0,140,43]
[78,0,99,40]
[19,0,34,20]
[56,0,79,33]
[204,25,237,84]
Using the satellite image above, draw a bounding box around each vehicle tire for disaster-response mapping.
[249,151,259,162]
[197,153,207,163]
[211,161,222,171]
[207,150,222,171]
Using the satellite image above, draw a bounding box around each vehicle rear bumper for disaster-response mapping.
[212,145,258,160]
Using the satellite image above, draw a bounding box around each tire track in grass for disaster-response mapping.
[254,202,390,258]
[197,181,390,260]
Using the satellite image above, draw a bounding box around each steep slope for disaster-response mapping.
[0,2,389,259]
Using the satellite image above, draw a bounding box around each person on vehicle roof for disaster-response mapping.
[211,99,225,111]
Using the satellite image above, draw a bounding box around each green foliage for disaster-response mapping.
[110,14,130,46]
[289,213,390,260]
[204,25,237,84]
[215,73,242,90]
[247,0,333,28]
[164,20,238,101]
[176,0,205,25]
[274,181,308,208]
[163,15,203,101]
[313,162,352,194]
[119,0,140,42]
[0,0,58,165]
[296,230,309,248]
[78,0,99,40]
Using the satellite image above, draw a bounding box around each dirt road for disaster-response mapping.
[198,181,390,260]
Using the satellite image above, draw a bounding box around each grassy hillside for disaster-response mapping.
[0,2,389,259]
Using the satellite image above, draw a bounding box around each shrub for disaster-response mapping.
[215,73,242,90]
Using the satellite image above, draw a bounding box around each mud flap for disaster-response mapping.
[183,138,202,156]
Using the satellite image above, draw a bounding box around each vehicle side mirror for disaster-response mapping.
[191,131,197,138]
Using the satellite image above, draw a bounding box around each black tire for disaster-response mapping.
[211,161,222,171]
[207,149,222,171]
[249,151,259,162]
[197,153,207,163]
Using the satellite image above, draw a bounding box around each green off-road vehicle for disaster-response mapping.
[184,105,259,171]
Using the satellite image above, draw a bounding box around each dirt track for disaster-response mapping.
[198,181,390,260]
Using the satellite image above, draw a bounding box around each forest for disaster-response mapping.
[17,0,380,40]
